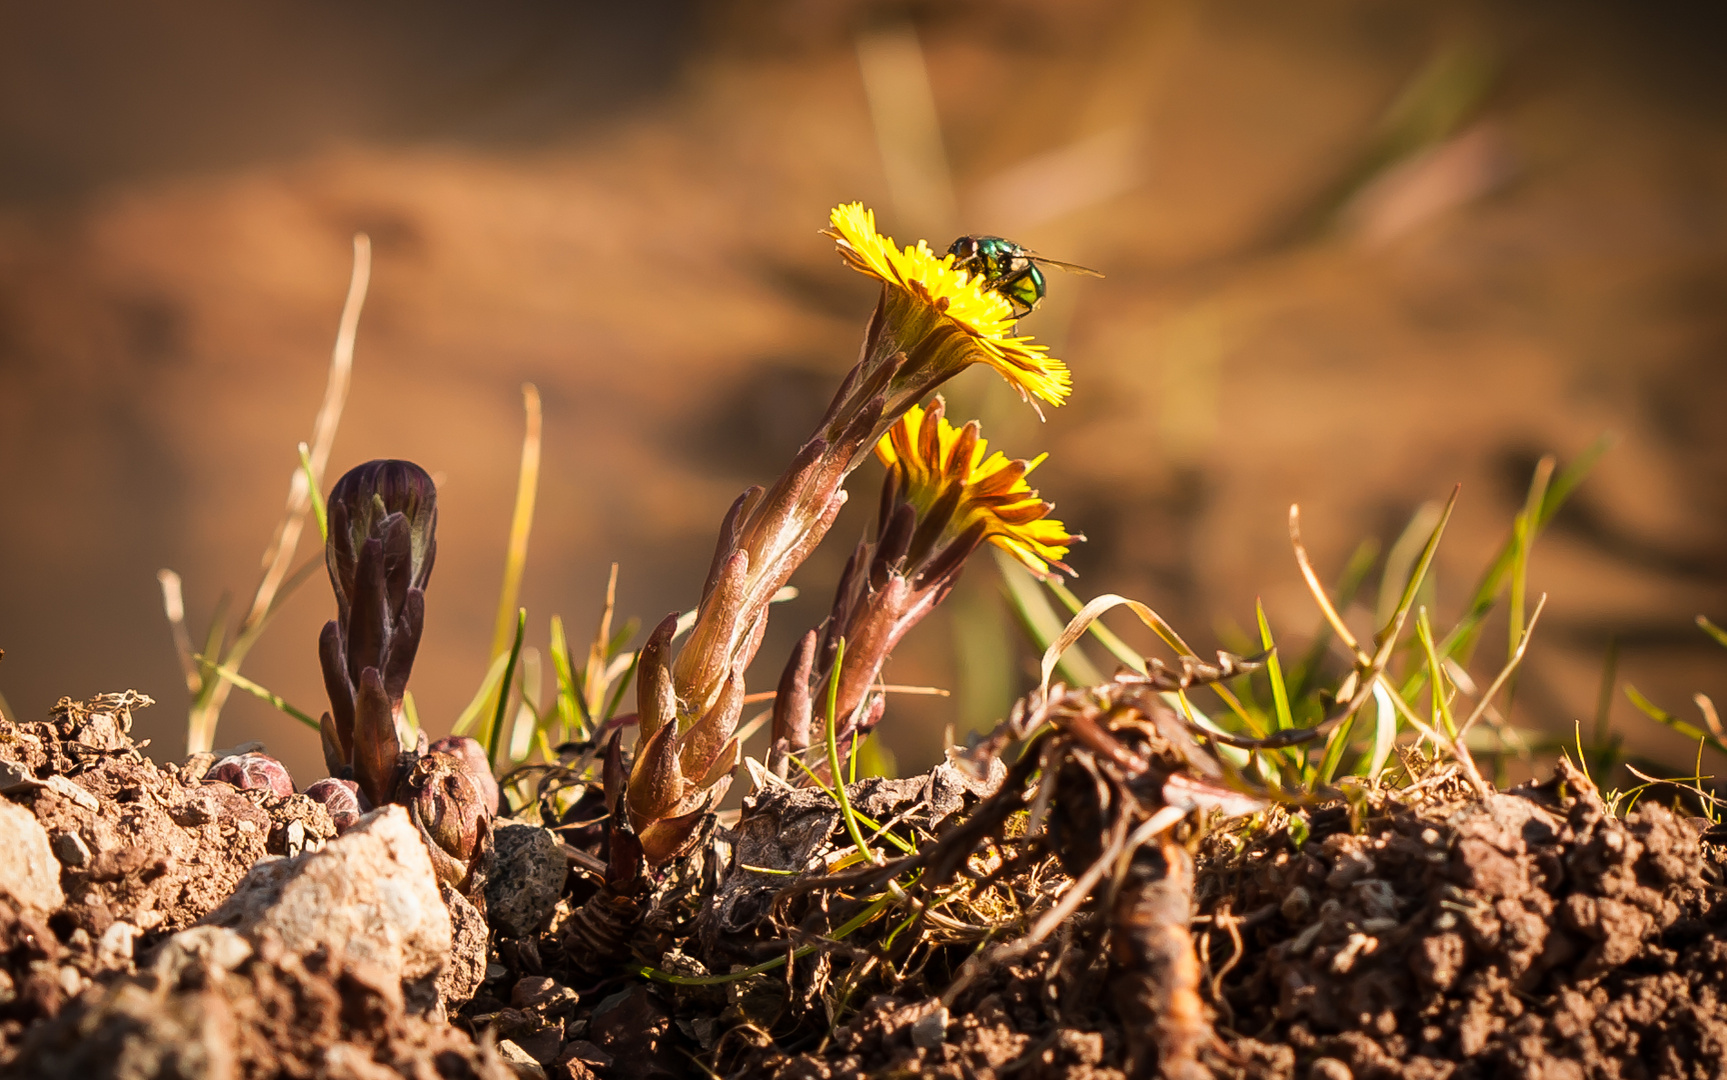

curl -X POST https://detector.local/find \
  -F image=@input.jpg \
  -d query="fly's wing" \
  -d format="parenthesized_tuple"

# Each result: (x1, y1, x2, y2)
(1027, 254, 1104, 278)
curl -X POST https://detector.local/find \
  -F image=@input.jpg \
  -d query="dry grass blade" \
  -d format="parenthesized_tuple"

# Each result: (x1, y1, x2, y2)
(1289, 503, 1369, 664)
(1318, 486, 1458, 737)
(1455, 593, 1546, 741)
(182, 234, 370, 752)
(156, 569, 200, 696)
(941, 811, 1130, 1007)
(1038, 593, 1191, 697)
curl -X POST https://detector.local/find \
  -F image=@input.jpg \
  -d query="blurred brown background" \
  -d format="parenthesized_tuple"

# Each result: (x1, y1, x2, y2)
(1, 0, 1724, 788)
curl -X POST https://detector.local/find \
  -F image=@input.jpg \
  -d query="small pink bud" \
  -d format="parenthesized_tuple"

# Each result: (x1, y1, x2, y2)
(401, 751, 493, 899)
(304, 777, 365, 833)
(428, 735, 499, 817)
(204, 752, 294, 799)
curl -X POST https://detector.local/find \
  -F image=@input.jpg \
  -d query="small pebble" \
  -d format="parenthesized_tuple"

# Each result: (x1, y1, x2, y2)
(496, 1039, 547, 1080)
(53, 831, 91, 868)
(911, 1005, 949, 1050)
(1310, 1057, 1352, 1080)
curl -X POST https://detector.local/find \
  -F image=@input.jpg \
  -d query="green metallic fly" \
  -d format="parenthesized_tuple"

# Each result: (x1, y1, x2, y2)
(946, 235, 1102, 319)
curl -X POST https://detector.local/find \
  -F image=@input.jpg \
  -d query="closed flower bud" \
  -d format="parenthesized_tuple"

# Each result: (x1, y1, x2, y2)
(428, 735, 500, 818)
(303, 777, 366, 833)
(326, 459, 438, 600)
(204, 752, 294, 799)
(319, 459, 438, 786)
(399, 751, 493, 902)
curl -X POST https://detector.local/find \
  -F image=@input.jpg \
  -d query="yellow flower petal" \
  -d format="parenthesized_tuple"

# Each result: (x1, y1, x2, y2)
(827, 203, 1071, 409)
(876, 400, 1080, 578)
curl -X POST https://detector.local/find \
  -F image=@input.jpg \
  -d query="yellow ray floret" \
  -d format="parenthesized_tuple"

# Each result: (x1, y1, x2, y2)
(877, 401, 1080, 578)
(827, 202, 1071, 408)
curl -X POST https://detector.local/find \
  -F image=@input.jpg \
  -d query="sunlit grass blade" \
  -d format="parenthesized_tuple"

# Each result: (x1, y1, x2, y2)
(1326, 485, 1457, 733)
(1414, 607, 1456, 739)
(1699, 615, 1727, 651)
(1256, 600, 1293, 732)
(156, 570, 201, 697)
(182, 236, 369, 754)
(1288, 538, 1379, 705)
(600, 649, 641, 722)
(1376, 502, 1443, 634)
(298, 442, 327, 544)
(455, 650, 513, 736)
(1043, 575, 1148, 676)
(548, 614, 583, 738)
(1627, 684, 1727, 757)
(1508, 456, 1553, 664)
(1366, 678, 1398, 779)
(487, 608, 529, 768)
(999, 553, 1104, 688)
(824, 638, 878, 866)
(1455, 594, 1545, 741)
(581, 564, 620, 718)
(1442, 434, 1611, 665)
(1036, 587, 1268, 738)
(192, 654, 320, 731)
(490, 384, 543, 661)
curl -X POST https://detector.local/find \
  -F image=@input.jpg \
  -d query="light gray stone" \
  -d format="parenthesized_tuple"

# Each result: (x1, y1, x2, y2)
(0, 796, 65, 913)
(485, 822, 566, 938)
(198, 804, 451, 985)
(497, 1039, 548, 1080)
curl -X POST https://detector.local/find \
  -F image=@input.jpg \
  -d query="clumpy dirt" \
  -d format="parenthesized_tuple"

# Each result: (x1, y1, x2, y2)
(0, 693, 341, 1060)
(17, 928, 510, 1080)
(729, 760, 1727, 1080)
(7, 694, 1727, 1080)
(1197, 760, 1727, 1080)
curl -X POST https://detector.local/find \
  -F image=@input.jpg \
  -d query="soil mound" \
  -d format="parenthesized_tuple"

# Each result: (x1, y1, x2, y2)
(1201, 762, 1727, 1080)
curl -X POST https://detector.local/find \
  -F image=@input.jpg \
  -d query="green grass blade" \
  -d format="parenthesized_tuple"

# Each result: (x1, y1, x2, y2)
(1256, 600, 1294, 732)
(1414, 607, 1455, 739)
(490, 385, 542, 662)
(193, 654, 320, 731)
(999, 553, 1104, 687)
(824, 639, 877, 865)
(298, 442, 328, 544)
(1366, 678, 1398, 780)
(601, 649, 641, 721)
(454, 651, 513, 736)
(1377, 502, 1444, 634)
(1626, 684, 1727, 757)
(1444, 435, 1612, 664)
(1316, 713, 1354, 786)
(548, 614, 583, 737)
(487, 608, 529, 768)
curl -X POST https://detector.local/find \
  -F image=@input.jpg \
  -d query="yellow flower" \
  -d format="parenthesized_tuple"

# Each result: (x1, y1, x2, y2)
(827, 202, 1071, 410)
(876, 399, 1080, 578)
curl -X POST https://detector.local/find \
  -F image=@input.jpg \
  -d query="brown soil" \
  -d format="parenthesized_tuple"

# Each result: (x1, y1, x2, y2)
(7, 696, 1727, 1080)
(1, 694, 508, 1078)
(1200, 761, 1727, 1080)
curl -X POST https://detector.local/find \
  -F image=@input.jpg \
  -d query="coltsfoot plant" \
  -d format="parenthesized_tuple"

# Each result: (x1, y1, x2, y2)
(313, 458, 496, 904)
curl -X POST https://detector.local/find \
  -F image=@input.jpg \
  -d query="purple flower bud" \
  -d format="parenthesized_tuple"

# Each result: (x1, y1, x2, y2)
(204, 752, 295, 799)
(303, 777, 366, 833)
(429, 735, 500, 818)
(326, 460, 438, 603)
(400, 751, 493, 901)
